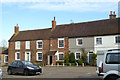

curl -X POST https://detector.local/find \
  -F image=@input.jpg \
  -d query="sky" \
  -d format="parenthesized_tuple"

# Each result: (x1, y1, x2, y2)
(0, 0, 119, 47)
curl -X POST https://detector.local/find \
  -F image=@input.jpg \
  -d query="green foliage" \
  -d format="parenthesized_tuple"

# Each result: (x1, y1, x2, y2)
(77, 59, 83, 65)
(91, 53, 97, 66)
(81, 48, 88, 64)
(65, 62, 70, 66)
(71, 63, 75, 66)
(64, 54, 69, 63)
(69, 53, 75, 63)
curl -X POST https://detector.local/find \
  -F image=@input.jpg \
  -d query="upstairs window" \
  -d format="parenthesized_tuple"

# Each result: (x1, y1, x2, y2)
(26, 41, 30, 49)
(37, 40, 43, 49)
(96, 38, 102, 45)
(58, 38, 64, 48)
(15, 41, 20, 49)
(115, 36, 120, 44)
(76, 38, 83, 46)
(36, 52, 42, 61)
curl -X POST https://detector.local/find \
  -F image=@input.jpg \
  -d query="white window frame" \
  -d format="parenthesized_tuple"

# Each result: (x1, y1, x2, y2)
(36, 52, 43, 61)
(15, 41, 20, 50)
(58, 38, 65, 48)
(56, 52, 64, 61)
(15, 52, 20, 60)
(25, 51, 31, 61)
(96, 37, 102, 45)
(75, 52, 81, 60)
(76, 38, 83, 46)
(26, 41, 30, 49)
(4, 55, 8, 63)
(37, 40, 43, 49)
(115, 36, 120, 44)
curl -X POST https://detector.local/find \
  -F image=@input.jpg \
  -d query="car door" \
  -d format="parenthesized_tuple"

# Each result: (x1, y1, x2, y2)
(11, 61, 18, 73)
(17, 61, 24, 74)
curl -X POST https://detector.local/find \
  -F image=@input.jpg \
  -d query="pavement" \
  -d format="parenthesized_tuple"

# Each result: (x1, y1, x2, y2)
(1, 66, 103, 79)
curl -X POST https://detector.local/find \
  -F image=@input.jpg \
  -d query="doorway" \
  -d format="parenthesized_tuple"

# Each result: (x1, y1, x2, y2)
(49, 55, 53, 65)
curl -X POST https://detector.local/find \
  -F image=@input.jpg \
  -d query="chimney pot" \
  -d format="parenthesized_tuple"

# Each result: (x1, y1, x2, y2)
(113, 11, 116, 15)
(14, 24, 19, 33)
(52, 17, 56, 29)
(110, 11, 112, 15)
(109, 11, 116, 19)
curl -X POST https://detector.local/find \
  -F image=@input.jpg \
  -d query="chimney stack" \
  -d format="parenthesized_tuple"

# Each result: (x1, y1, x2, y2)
(52, 17, 56, 29)
(14, 24, 19, 33)
(109, 11, 116, 19)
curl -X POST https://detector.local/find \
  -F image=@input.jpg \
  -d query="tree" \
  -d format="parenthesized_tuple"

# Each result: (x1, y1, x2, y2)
(0, 40, 7, 52)
(64, 54, 69, 63)
(81, 48, 87, 65)
(91, 53, 97, 66)
(69, 52, 75, 63)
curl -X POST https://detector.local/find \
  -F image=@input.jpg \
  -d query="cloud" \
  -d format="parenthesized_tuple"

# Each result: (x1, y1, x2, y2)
(1, 0, 118, 12)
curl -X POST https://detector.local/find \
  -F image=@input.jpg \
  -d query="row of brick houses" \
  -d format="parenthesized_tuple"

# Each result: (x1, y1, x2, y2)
(8, 11, 120, 65)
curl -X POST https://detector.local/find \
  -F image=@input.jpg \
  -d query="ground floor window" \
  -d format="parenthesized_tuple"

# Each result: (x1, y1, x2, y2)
(75, 52, 81, 60)
(4, 55, 8, 63)
(15, 52, 20, 60)
(36, 52, 42, 61)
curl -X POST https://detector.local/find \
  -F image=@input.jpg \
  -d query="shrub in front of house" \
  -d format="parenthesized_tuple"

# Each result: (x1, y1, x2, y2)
(69, 52, 75, 63)
(91, 53, 97, 66)
(65, 62, 70, 66)
(81, 48, 88, 65)
(77, 59, 83, 65)
(71, 63, 76, 66)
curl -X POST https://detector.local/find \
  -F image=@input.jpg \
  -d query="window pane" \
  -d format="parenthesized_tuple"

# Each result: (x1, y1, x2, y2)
(78, 39, 82, 45)
(17, 53, 20, 59)
(38, 53, 42, 60)
(59, 40, 64, 47)
(116, 36, 120, 43)
(106, 53, 120, 64)
(37, 41, 42, 48)
(96, 38, 102, 44)
(59, 54, 64, 60)
(76, 53, 80, 59)
(5, 56, 8, 63)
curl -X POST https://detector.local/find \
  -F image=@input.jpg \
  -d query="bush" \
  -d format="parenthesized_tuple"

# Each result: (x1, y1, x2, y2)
(65, 62, 70, 66)
(69, 53, 75, 63)
(81, 48, 88, 65)
(91, 53, 97, 66)
(77, 59, 83, 65)
(71, 63, 75, 66)
(64, 54, 69, 63)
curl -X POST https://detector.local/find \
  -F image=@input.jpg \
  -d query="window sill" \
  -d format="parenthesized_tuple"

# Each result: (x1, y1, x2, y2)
(36, 60, 42, 61)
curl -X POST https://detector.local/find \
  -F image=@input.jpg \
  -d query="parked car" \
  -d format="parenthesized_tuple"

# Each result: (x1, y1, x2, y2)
(96, 49, 120, 80)
(7, 61, 42, 75)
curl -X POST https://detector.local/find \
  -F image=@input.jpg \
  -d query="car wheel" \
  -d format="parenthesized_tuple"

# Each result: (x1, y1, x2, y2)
(24, 70, 29, 76)
(105, 75, 118, 80)
(8, 69, 12, 75)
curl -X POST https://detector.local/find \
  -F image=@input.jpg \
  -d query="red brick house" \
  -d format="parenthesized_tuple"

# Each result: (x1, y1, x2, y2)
(8, 17, 69, 65)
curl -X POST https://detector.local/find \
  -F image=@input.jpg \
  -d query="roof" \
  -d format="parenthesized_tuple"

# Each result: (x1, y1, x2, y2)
(9, 28, 51, 41)
(50, 18, 120, 38)
(2, 49, 8, 54)
(9, 18, 120, 42)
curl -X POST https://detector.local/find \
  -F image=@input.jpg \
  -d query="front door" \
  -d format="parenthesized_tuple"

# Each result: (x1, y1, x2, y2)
(49, 55, 53, 65)
(25, 52, 31, 61)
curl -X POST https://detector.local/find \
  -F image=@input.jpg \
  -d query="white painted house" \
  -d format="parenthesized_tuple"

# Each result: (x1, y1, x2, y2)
(94, 35, 120, 53)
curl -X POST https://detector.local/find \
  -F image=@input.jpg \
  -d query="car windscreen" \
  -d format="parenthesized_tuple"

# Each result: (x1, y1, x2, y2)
(106, 53, 120, 64)
(22, 61, 34, 66)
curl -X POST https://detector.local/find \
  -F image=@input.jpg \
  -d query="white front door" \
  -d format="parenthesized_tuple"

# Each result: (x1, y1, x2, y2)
(25, 52, 31, 61)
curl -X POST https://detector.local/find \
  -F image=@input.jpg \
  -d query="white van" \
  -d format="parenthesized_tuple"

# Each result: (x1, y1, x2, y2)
(97, 49, 120, 80)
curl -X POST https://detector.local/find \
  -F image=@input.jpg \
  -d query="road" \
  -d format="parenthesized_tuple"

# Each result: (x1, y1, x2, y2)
(1, 66, 103, 79)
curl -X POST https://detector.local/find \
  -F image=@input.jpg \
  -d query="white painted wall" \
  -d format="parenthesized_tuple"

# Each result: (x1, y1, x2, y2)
(94, 35, 120, 53)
